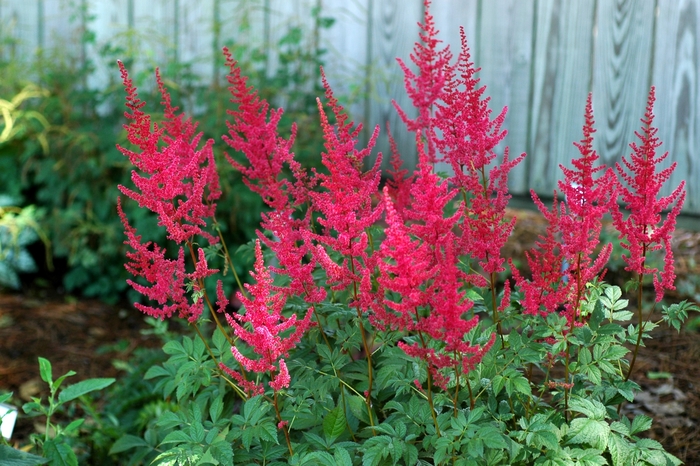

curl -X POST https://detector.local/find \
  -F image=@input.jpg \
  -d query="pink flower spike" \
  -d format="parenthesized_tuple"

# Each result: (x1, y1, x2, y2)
(612, 87, 686, 302)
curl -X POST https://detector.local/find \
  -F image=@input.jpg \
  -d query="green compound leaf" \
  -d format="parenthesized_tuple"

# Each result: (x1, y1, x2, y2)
(323, 407, 346, 441)
(567, 418, 610, 451)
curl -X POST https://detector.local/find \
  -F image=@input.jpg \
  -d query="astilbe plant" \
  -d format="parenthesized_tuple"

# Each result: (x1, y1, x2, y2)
(114, 2, 694, 464)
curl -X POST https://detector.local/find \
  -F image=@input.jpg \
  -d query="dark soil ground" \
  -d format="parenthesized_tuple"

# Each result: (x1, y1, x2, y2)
(1, 208, 699, 463)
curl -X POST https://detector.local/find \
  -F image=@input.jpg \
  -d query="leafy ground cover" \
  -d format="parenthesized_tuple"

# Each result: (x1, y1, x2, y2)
(1, 208, 698, 463)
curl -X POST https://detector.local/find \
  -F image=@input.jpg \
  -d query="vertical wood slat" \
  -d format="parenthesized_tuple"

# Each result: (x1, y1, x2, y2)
(592, 0, 655, 168)
(477, 0, 534, 195)
(528, 0, 596, 194)
(0, 0, 698, 216)
(653, 0, 700, 214)
(366, 0, 422, 171)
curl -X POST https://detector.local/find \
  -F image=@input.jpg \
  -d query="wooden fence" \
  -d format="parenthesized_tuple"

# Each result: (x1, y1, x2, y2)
(1, 0, 698, 218)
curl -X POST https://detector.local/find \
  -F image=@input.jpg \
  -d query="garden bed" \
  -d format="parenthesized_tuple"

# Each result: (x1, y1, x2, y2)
(1, 208, 699, 463)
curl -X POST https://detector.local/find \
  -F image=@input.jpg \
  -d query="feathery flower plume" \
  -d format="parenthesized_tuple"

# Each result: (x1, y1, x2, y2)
(512, 96, 615, 320)
(221, 240, 314, 395)
(393, 0, 452, 164)
(309, 69, 383, 303)
(222, 49, 324, 303)
(116, 62, 220, 321)
(612, 87, 686, 302)
(436, 27, 524, 278)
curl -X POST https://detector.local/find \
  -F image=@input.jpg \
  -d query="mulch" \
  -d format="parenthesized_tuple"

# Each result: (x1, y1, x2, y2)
(0, 208, 699, 463)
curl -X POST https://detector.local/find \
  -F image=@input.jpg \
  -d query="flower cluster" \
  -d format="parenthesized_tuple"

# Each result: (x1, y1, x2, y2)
(613, 87, 686, 302)
(115, 0, 685, 419)
(116, 62, 220, 321)
(220, 240, 314, 395)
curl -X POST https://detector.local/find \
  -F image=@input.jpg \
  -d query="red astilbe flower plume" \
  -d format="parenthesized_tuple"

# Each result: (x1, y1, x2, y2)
(557, 94, 616, 316)
(309, 69, 383, 298)
(222, 49, 324, 303)
(394, 0, 452, 164)
(512, 96, 615, 320)
(378, 190, 494, 389)
(612, 87, 686, 302)
(117, 62, 220, 321)
(510, 196, 570, 318)
(221, 240, 315, 395)
(435, 27, 524, 277)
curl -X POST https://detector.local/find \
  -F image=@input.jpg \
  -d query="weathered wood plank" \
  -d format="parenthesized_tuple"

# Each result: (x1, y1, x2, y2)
(592, 0, 655, 170)
(477, 0, 534, 195)
(652, 0, 700, 216)
(319, 0, 370, 121)
(366, 0, 436, 171)
(528, 0, 595, 194)
(2, 0, 41, 59)
(177, 0, 215, 80)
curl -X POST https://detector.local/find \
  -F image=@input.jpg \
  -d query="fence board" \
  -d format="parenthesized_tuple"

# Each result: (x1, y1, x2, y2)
(592, 0, 655, 169)
(653, 0, 700, 214)
(528, 0, 595, 194)
(1, 0, 698, 217)
(477, 0, 534, 195)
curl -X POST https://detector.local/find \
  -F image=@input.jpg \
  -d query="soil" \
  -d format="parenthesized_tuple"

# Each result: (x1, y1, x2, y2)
(1, 208, 699, 463)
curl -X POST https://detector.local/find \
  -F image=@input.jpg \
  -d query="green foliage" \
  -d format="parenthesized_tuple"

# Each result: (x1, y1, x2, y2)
(0, 201, 49, 289)
(19, 358, 115, 465)
(0, 1, 335, 302)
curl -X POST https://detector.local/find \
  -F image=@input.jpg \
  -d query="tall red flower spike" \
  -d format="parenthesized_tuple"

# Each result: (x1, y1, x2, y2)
(222, 48, 324, 303)
(512, 95, 616, 321)
(436, 27, 524, 278)
(393, 0, 453, 164)
(612, 87, 686, 302)
(117, 62, 220, 322)
(221, 240, 314, 395)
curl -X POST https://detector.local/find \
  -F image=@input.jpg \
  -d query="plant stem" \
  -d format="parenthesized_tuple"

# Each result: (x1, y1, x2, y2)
(350, 256, 376, 432)
(625, 271, 645, 382)
(273, 390, 293, 456)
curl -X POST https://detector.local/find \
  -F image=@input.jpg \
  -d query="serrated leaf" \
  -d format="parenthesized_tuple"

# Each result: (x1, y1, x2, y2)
(160, 430, 191, 445)
(323, 407, 346, 441)
(209, 396, 224, 424)
(605, 286, 622, 303)
(259, 421, 279, 444)
(334, 447, 353, 465)
(109, 434, 151, 454)
(608, 433, 631, 466)
(191, 422, 206, 443)
(163, 340, 185, 355)
(43, 439, 78, 466)
(63, 418, 85, 435)
(612, 310, 634, 322)
(629, 415, 652, 436)
(568, 418, 610, 450)
(58, 378, 114, 403)
(145, 365, 171, 380)
(347, 395, 370, 424)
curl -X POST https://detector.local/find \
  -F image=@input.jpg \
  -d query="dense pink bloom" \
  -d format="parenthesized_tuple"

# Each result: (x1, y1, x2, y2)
(612, 87, 686, 302)
(435, 28, 524, 277)
(309, 70, 384, 309)
(393, 0, 452, 163)
(222, 49, 324, 303)
(117, 63, 220, 246)
(222, 240, 314, 393)
(513, 96, 615, 320)
(117, 63, 220, 322)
